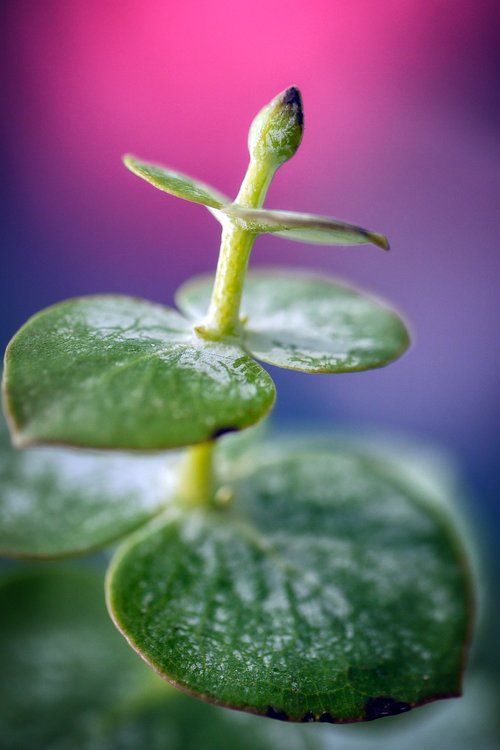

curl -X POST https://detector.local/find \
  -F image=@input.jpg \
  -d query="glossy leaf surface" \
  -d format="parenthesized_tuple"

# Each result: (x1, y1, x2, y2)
(0, 411, 179, 558)
(108, 444, 470, 722)
(0, 568, 318, 750)
(177, 270, 410, 373)
(124, 155, 230, 208)
(3, 296, 275, 449)
(219, 205, 389, 249)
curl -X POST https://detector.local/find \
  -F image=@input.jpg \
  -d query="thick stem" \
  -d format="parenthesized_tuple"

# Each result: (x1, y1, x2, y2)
(176, 441, 216, 508)
(201, 158, 276, 338)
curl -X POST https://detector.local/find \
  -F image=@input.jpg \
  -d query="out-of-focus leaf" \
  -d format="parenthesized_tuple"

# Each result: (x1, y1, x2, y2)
(317, 674, 500, 750)
(0, 568, 147, 749)
(0, 411, 179, 558)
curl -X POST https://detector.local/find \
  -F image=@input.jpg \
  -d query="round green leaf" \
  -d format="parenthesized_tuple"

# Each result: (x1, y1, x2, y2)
(176, 270, 410, 373)
(3, 296, 276, 450)
(0, 567, 319, 750)
(124, 155, 230, 208)
(0, 410, 180, 558)
(219, 205, 389, 250)
(107, 444, 471, 723)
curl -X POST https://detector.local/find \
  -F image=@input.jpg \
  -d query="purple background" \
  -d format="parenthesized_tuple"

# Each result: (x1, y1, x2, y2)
(1, 1, 499, 536)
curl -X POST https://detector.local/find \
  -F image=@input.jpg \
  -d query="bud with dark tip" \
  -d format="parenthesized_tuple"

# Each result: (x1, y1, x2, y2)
(247, 86, 304, 168)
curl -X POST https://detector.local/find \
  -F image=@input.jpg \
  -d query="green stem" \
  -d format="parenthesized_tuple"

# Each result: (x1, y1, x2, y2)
(235, 158, 274, 208)
(176, 442, 216, 508)
(201, 158, 276, 338)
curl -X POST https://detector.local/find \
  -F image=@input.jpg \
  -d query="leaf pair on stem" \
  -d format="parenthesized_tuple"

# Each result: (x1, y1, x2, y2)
(3, 87, 406, 452)
(0, 87, 471, 725)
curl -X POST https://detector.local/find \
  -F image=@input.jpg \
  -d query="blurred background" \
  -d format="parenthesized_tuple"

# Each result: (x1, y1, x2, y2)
(1, 1, 499, 747)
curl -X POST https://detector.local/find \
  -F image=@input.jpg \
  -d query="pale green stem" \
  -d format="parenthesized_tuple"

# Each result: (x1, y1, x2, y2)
(235, 158, 274, 208)
(180, 159, 276, 504)
(176, 441, 215, 508)
(201, 158, 277, 338)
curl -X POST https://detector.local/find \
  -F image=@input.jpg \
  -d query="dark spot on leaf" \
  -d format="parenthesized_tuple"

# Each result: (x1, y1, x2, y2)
(301, 711, 315, 722)
(266, 706, 289, 721)
(319, 712, 335, 723)
(210, 426, 237, 440)
(365, 696, 411, 721)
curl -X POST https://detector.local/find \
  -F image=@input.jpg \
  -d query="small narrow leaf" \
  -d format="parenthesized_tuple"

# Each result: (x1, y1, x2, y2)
(221, 205, 389, 250)
(124, 155, 230, 208)
(0, 410, 179, 558)
(176, 270, 410, 373)
(3, 296, 275, 450)
(107, 443, 471, 723)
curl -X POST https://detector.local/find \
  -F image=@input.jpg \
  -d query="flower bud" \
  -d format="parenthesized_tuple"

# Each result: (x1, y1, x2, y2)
(247, 86, 304, 167)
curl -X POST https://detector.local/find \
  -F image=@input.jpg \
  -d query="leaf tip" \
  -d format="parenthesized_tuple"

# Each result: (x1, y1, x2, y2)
(122, 154, 137, 170)
(370, 232, 390, 251)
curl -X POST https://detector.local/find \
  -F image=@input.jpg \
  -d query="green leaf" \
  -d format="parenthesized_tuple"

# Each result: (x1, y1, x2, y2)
(107, 443, 471, 723)
(0, 567, 319, 750)
(0, 410, 180, 558)
(3, 296, 276, 450)
(104, 687, 319, 750)
(219, 205, 389, 249)
(124, 155, 230, 208)
(0, 567, 148, 748)
(177, 270, 410, 373)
